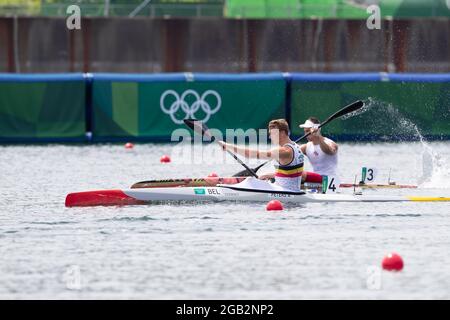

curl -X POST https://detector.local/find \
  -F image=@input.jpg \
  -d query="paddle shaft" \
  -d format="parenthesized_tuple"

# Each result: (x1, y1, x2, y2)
(184, 119, 259, 178)
(223, 145, 259, 178)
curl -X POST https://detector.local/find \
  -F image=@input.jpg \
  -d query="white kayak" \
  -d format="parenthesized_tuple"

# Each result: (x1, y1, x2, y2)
(65, 178, 450, 207)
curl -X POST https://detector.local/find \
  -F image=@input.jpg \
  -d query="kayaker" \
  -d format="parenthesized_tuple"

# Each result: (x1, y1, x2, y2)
(218, 119, 304, 192)
(297, 117, 339, 183)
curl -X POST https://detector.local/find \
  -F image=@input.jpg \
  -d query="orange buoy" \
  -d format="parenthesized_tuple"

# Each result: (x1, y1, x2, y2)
(125, 142, 134, 149)
(160, 155, 171, 163)
(382, 253, 404, 271)
(266, 200, 283, 211)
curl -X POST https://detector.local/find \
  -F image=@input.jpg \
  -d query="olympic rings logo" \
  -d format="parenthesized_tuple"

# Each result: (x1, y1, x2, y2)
(160, 89, 222, 124)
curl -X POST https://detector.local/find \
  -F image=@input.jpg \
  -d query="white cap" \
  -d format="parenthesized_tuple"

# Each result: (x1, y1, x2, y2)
(299, 120, 320, 129)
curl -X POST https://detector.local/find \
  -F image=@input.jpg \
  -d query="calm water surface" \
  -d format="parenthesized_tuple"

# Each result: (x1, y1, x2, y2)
(1, 142, 449, 299)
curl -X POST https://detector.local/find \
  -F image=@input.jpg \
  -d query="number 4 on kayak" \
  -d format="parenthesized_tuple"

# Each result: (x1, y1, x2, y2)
(321, 176, 341, 194)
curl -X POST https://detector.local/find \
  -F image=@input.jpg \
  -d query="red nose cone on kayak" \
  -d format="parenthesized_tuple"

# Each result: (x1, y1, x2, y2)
(266, 200, 283, 211)
(382, 253, 404, 271)
(65, 190, 144, 207)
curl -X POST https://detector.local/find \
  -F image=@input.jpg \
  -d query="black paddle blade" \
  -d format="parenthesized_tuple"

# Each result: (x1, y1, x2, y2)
(183, 119, 212, 138)
(326, 100, 364, 123)
(232, 162, 266, 177)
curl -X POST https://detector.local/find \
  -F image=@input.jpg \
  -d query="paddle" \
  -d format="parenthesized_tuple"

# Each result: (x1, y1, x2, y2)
(232, 100, 364, 177)
(183, 119, 259, 178)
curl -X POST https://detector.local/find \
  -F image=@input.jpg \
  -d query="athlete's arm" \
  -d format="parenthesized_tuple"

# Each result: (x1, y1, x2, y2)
(218, 141, 272, 159)
(277, 146, 295, 165)
(299, 143, 307, 155)
(319, 137, 338, 155)
(218, 141, 292, 162)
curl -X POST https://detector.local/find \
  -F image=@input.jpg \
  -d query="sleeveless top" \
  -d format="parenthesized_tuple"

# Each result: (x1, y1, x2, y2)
(274, 142, 304, 191)
(305, 138, 338, 177)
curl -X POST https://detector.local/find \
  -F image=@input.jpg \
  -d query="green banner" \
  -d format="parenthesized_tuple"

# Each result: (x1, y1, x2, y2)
(225, 0, 450, 19)
(91, 74, 286, 141)
(0, 76, 86, 141)
(291, 79, 450, 139)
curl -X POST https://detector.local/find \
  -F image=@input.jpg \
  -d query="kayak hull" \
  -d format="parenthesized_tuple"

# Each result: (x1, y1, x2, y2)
(65, 186, 450, 207)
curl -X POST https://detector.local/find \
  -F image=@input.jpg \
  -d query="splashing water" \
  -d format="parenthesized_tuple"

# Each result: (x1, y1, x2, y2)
(359, 98, 429, 139)
(383, 104, 450, 188)
(344, 98, 450, 188)
(417, 140, 450, 189)
(396, 117, 450, 188)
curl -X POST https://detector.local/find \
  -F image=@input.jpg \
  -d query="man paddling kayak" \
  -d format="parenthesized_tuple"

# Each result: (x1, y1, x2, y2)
(218, 119, 304, 192)
(297, 117, 339, 183)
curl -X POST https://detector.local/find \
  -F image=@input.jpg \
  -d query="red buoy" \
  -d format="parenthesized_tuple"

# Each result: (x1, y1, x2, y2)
(208, 172, 218, 177)
(266, 200, 283, 211)
(125, 142, 134, 149)
(160, 155, 171, 163)
(382, 253, 404, 271)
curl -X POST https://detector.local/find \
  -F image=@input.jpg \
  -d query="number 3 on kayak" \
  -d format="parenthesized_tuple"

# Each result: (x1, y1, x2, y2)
(361, 167, 378, 183)
(321, 175, 341, 194)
